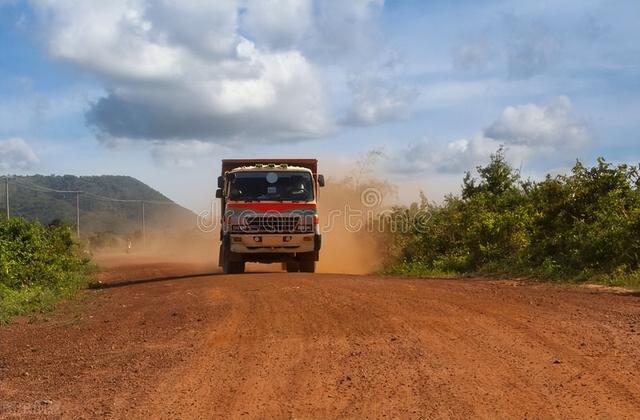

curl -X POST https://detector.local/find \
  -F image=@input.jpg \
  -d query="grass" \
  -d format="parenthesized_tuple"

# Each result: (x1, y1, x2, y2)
(383, 261, 640, 291)
(591, 270, 640, 290)
(380, 261, 460, 278)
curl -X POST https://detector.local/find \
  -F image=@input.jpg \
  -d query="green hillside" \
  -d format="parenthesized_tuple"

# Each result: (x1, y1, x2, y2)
(0, 175, 196, 235)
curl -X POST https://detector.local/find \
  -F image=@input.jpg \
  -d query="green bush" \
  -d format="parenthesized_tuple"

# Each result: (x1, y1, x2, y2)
(0, 217, 93, 323)
(384, 150, 640, 288)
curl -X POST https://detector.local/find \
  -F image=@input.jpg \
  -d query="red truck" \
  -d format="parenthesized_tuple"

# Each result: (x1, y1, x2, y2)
(216, 159, 325, 274)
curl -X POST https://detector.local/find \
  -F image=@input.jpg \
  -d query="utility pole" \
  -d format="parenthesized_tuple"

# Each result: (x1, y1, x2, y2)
(76, 192, 80, 238)
(141, 200, 146, 248)
(4, 176, 8, 220)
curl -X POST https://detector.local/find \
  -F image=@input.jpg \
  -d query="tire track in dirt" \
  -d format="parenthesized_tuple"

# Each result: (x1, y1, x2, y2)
(1, 262, 639, 419)
(326, 275, 640, 418)
(125, 273, 640, 419)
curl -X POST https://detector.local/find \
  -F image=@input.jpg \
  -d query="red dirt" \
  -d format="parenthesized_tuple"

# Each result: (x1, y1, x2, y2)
(1, 256, 639, 419)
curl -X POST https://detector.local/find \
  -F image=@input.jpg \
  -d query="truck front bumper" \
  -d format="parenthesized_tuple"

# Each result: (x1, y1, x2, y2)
(230, 233, 320, 254)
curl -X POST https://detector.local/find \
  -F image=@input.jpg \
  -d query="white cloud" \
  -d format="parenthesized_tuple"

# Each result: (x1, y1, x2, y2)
(27, 0, 391, 147)
(30, 0, 341, 145)
(241, 0, 383, 57)
(0, 138, 39, 170)
(391, 136, 505, 174)
(484, 95, 589, 149)
(344, 78, 418, 126)
(390, 96, 589, 174)
(242, 0, 313, 50)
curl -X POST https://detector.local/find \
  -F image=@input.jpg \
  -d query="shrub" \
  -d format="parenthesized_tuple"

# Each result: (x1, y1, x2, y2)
(0, 218, 93, 323)
(384, 151, 640, 288)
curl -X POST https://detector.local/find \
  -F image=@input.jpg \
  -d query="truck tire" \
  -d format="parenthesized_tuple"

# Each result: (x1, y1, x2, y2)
(299, 260, 315, 273)
(223, 260, 245, 274)
(286, 261, 299, 272)
(233, 261, 245, 274)
(221, 236, 244, 274)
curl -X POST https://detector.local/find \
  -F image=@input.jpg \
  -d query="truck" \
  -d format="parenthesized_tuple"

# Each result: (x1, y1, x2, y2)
(216, 159, 325, 274)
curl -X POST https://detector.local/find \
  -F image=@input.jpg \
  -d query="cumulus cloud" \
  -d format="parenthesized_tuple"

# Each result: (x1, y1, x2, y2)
(391, 136, 506, 174)
(390, 96, 589, 174)
(344, 78, 418, 126)
(32, 0, 383, 145)
(0, 138, 39, 170)
(242, 0, 313, 50)
(84, 44, 330, 143)
(150, 140, 218, 168)
(484, 96, 589, 149)
(240, 0, 383, 57)
(27, 0, 390, 148)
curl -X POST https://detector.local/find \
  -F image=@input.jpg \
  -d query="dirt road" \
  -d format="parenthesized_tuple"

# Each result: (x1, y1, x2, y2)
(1, 258, 639, 419)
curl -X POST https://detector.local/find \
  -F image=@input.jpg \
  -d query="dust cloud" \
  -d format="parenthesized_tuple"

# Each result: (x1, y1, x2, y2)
(317, 155, 396, 275)
(89, 212, 219, 267)
(90, 153, 396, 275)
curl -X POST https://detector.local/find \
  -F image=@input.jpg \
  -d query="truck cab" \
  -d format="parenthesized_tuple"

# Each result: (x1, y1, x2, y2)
(216, 159, 324, 274)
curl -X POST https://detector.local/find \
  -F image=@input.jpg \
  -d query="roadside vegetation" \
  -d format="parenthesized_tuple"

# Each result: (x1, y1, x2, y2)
(383, 150, 640, 289)
(0, 218, 94, 323)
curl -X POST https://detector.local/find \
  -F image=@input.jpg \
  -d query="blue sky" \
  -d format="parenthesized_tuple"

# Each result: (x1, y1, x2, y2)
(0, 0, 639, 211)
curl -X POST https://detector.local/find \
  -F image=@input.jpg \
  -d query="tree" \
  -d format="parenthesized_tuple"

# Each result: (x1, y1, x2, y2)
(462, 147, 520, 199)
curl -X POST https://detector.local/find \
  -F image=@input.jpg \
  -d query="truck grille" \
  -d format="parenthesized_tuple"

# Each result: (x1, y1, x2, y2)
(237, 216, 312, 233)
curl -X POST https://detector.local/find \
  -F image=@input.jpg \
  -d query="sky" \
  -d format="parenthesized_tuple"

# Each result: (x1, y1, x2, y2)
(0, 0, 639, 212)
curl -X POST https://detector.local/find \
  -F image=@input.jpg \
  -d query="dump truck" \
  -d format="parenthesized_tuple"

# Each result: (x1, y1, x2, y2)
(216, 159, 325, 274)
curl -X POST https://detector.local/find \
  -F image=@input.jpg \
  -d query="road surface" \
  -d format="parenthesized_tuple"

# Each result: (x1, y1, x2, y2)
(1, 257, 639, 419)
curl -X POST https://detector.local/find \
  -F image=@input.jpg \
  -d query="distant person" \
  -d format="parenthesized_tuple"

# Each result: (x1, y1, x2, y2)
(126, 238, 132, 254)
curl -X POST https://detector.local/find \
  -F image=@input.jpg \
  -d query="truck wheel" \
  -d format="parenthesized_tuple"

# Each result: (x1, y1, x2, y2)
(299, 260, 315, 273)
(286, 261, 299, 272)
(223, 259, 245, 274)
(234, 261, 245, 274)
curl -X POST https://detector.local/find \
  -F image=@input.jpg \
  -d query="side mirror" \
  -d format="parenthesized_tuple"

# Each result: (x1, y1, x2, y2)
(217, 176, 224, 189)
(215, 188, 223, 199)
(318, 174, 325, 187)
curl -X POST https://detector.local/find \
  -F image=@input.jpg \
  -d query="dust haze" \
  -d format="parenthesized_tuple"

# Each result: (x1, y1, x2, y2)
(317, 152, 396, 274)
(316, 178, 394, 274)
(90, 213, 219, 269)
(91, 154, 395, 275)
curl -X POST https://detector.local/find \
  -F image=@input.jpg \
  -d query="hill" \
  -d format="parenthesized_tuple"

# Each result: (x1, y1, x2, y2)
(1, 175, 197, 236)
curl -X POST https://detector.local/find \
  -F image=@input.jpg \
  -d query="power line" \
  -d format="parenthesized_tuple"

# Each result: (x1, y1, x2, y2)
(11, 179, 81, 194)
(10, 179, 82, 238)
(83, 191, 176, 205)
(12, 179, 177, 205)
(6, 178, 185, 242)
(83, 191, 143, 203)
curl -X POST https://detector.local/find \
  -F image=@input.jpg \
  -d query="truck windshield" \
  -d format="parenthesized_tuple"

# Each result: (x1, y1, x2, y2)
(228, 171, 314, 202)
